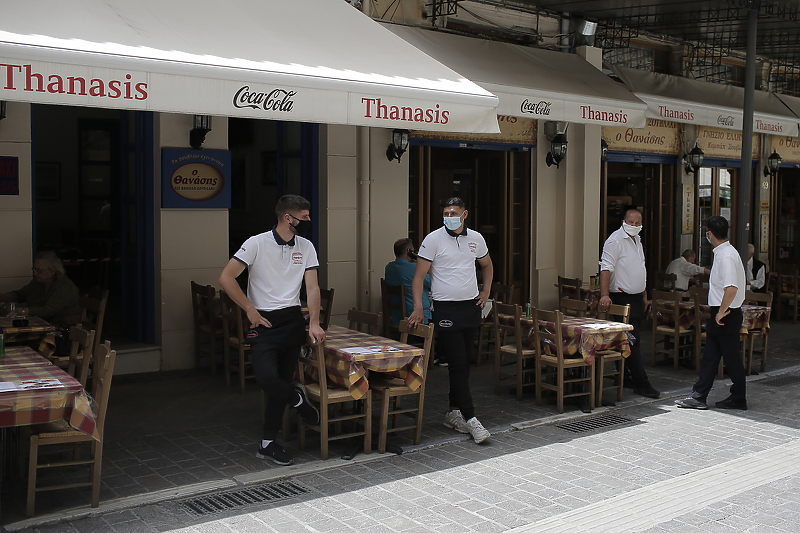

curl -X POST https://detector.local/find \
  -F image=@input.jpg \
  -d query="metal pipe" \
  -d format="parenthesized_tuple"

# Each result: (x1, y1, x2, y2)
(737, 8, 757, 264)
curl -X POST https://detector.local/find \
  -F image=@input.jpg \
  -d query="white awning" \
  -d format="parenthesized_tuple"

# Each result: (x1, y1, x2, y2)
(774, 94, 800, 138)
(611, 66, 799, 137)
(0, 0, 499, 133)
(382, 24, 647, 128)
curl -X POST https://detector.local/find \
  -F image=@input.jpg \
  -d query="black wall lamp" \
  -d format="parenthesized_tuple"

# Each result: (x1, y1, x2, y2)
(189, 115, 212, 149)
(601, 138, 608, 162)
(764, 150, 782, 176)
(684, 144, 704, 174)
(386, 129, 410, 163)
(544, 121, 568, 169)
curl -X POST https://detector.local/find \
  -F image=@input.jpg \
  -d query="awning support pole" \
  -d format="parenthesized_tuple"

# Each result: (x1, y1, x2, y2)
(737, 7, 757, 264)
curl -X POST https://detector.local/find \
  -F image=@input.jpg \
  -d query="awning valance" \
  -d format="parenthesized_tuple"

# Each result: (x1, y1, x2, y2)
(611, 66, 800, 137)
(382, 24, 647, 128)
(0, 0, 499, 133)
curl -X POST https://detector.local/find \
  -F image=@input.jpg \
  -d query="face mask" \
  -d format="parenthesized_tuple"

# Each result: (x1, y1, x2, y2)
(289, 215, 311, 237)
(443, 215, 463, 231)
(623, 222, 642, 237)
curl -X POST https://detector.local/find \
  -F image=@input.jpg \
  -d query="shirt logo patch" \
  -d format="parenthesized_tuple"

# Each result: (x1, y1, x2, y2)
(292, 252, 303, 265)
(468, 242, 477, 253)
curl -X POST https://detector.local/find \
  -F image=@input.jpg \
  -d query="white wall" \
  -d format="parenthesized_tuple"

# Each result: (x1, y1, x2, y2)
(157, 114, 229, 370)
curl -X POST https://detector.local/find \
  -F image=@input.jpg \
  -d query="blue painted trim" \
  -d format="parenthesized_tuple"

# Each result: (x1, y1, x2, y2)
(700, 157, 758, 169)
(604, 151, 677, 164)
(409, 137, 532, 152)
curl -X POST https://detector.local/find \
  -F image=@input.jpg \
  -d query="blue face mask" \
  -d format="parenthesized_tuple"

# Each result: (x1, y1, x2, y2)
(443, 215, 462, 231)
(705, 232, 712, 244)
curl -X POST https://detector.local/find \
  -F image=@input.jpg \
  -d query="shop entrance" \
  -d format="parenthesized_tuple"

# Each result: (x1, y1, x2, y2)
(772, 168, 800, 271)
(696, 166, 737, 266)
(408, 145, 531, 303)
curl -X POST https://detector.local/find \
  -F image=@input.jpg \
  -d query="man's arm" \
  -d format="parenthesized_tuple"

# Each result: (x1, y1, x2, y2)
(218, 258, 270, 328)
(476, 254, 493, 307)
(408, 258, 432, 327)
(599, 270, 612, 312)
(304, 268, 325, 344)
(716, 285, 738, 325)
(751, 265, 766, 290)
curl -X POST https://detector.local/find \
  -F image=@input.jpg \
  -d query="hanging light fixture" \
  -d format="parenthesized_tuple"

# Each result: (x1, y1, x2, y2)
(546, 134, 568, 168)
(764, 150, 782, 176)
(189, 115, 212, 149)
(386, 129, 410, 163)
(684, 144, 704, 174)
(573, 19, 597, 47)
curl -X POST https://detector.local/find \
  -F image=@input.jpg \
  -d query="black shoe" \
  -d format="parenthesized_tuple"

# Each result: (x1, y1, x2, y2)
(675, 397, 708, 409)
(256, 442, 294, 465)
(633, 384, 660, 399)
(715, 397, 748, 410)
(293, 382, 320, 426)
(433, 358, 448, 367)
(623, 377, 635, 389)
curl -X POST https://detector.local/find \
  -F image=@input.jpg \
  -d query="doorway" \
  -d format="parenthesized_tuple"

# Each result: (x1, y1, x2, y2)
(696, 166, 737, 266)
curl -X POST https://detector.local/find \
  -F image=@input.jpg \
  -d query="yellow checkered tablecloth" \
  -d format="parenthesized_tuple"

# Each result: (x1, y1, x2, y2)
(498, 315, 632, 365)
(0, 346, 54, 368)
(317, 325, 425, 400)
(0, 316, 58, 358)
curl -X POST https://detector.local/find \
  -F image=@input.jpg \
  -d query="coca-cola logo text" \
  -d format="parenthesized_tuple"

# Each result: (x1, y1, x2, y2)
(233, 87, 296, 112)
(717, 115, 735, 127)
(520, 99, 551, 116)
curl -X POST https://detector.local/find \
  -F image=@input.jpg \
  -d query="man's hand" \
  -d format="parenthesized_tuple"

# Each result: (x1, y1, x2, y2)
(407, 308, 425, 329)
(246, 307, 271, 329)
(476, 289, 490, 308)
(308, 323, 325, 344)
(599, 295, 612, 313)
(715, 308, 730, 325)
(642, 292, 649, 311)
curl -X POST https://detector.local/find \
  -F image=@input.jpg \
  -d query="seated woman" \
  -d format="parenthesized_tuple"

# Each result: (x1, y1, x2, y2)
(0, 251, 80, 326)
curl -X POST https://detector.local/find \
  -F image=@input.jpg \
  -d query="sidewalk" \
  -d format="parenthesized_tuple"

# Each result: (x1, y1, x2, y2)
(4, 319, 800, 530)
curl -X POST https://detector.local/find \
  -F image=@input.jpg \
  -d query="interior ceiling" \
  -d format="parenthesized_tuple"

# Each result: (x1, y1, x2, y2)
(504, 0, 800, 64)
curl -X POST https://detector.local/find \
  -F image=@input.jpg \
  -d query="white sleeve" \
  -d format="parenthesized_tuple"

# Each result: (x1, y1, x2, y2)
(475, 233, 489, 259)
(751, 265, 766, 289)
(417, 233, 437, 263)
(600, 237, 621, 273)
(233, 236, 258, 266)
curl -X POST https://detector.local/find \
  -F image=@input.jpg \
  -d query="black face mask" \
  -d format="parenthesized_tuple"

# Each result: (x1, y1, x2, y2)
(289, 215, 312, 237)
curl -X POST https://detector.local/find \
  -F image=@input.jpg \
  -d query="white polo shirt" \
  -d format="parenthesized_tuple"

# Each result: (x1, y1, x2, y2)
(600, 226, 647, 294)
(234, 228, 319, 311)
(418, 226, 488, 302)
(709, 241, 745, 308)
(666, 256, 705, 291)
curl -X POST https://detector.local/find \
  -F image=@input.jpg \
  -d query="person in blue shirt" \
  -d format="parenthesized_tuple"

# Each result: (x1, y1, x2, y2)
(385, 238, 431, 324)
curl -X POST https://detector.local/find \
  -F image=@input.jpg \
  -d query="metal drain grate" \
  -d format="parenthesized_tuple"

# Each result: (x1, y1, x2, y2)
(179, 481, 310, 516)
(556, 414, 634, 434)
(757, 374, 800, 387)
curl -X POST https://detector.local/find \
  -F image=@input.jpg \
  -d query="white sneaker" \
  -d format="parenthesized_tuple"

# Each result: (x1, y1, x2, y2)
(466, 417, 490, 444)
(443, 410, 470, 433)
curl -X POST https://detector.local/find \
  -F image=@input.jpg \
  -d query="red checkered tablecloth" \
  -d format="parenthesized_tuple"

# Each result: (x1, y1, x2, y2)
(654, 300, 696, 330)
(659, 302, 770, 336)
(0, 364, 98, 439)
(0, 316, 58, 358)
(497, 315, 632, 365)
(0, 346, 54, 368)
(313, 325, 425, 400)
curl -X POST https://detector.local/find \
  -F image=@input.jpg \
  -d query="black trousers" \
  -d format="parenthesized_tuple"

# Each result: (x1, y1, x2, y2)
(437, 327, 478, 421)
(247, 307, 306, 440)
(691, 307, 745, 402)
(609, 292, 652, 388)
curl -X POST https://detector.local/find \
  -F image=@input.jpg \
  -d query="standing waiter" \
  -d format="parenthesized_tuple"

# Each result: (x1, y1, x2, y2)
(408, 197, 493, 444)
(598, 207, 660, 399)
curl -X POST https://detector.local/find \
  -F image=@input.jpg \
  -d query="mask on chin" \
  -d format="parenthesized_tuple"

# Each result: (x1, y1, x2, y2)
(623, 222, 642, 237)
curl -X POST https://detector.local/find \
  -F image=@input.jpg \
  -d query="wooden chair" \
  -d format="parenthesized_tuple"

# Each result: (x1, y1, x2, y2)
(534, 308, 594, 413)
(476, 282, 514, 366)
(297, 340, 371, 460)
(65, 326, 96, 390)
(651, 290, 695, 370)
(743, 291, 773, 375)
(559, 298, 588, 317)
(557, 276, 582, 300)
(371, 319, 434, 454)
(655, 272, 677, 291)
(50, 290, 108, 371)
(219, 291, 254, 393)
(27, 341, 116, 517)
(690, 287, 710, 374)
(380, 278, 406, 339)
(347, 307, 382, 335)
(595, 304, 630, 406)
(493, 302, 537, 400)
(769, 269, 799, 323)
(319, 288, 335, 329)
(190, 282, 222, 375)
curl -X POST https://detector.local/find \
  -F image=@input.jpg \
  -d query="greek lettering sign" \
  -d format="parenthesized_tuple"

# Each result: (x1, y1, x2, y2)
(161, 149, 231, 208)
(696, 126, 759, 159)
(602, 118, 681, 155)
(771, 135, 800, 163)
(0, 156, 19, 195)
(682, 183, 694, 234)
(411, 115, 536, 146)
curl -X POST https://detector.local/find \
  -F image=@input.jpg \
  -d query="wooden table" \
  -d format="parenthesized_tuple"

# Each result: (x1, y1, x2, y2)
(313, 325, 425, 400)
(498, 315, 633, 365)
(0, 316, 58, 358)
(655, 300, 770, 335)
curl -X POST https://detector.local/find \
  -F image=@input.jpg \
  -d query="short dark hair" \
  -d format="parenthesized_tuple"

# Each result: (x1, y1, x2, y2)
(623, 207, 641, 220)
(681, 249, 696, 260)
(443, 197, 466, 210)
(276, 195, 311, 219)
(393, 238, 413, 257)
(705, 215, 728, 240)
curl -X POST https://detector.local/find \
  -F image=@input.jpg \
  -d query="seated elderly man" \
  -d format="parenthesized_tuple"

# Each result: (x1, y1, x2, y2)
(0, 251, 80, 326)
(666, 249, 710, 293)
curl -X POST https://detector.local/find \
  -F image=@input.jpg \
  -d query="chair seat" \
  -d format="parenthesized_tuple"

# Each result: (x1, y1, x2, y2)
(655, 325, 692, 334)
(596, 349, 623, 360)
(303, 382, 356, 402)
(369, 376, 408, 391)
(539, 353, 586, 367)
(499, 345, 536, 356)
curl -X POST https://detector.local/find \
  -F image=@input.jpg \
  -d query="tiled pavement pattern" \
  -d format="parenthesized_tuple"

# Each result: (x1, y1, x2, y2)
(5, 323, 800, 532)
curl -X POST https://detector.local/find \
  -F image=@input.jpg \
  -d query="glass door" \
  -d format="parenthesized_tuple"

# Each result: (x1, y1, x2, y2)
(697, 167, 737, 266)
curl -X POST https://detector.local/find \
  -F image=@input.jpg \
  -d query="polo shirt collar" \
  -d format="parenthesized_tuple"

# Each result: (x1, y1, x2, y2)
(272, 225, 296, 246)
(712, 240, 731, 255)
(445, 225, 469, 237)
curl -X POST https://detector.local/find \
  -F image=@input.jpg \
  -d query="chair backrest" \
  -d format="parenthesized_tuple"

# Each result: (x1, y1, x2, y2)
(66, 326, 96, 389)
(655, 272, 677, 291)
(559, 298, 587, 317)
(557, 276, 582, 300)
(652, 289, 681, 326)
(91, 340, 117, 437)
(691, 288, 711, 329)
(744, 290, 773, 307)
(493, 302, 526, 354)
(597, 303, 630, 324)
(319, 288, 335, 329)
(219, 290, 248, 343)
(380, 278, 407, 335)
(488, 282, 515, 304)
(689, 286, 709, 303)
(533, 308, 565, 358)
(398, 319, 434, 377)
(347, 307, 382, 336)
(79, 289, 108, 355)
(298, 338, 332, 400)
